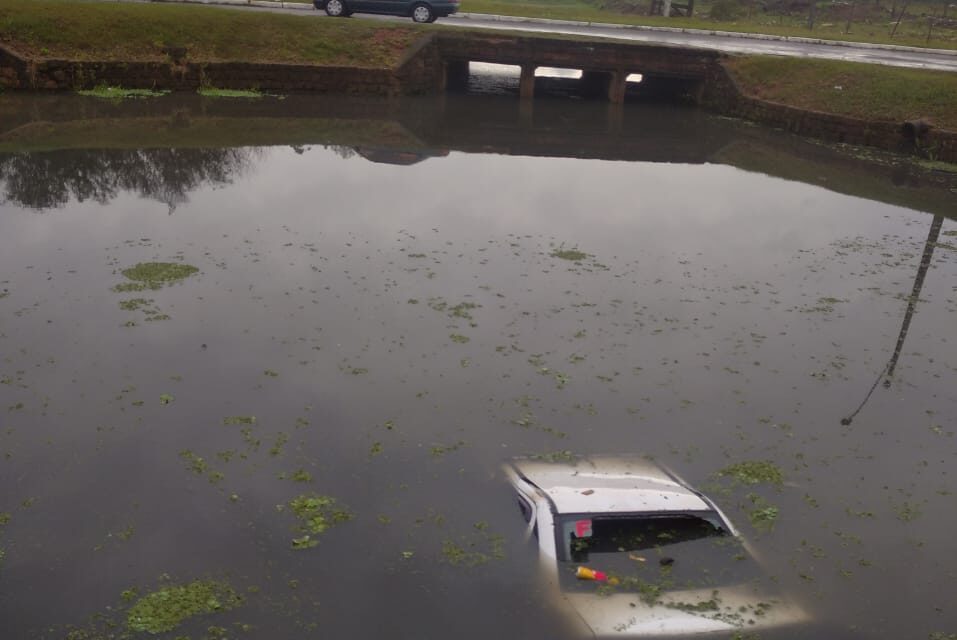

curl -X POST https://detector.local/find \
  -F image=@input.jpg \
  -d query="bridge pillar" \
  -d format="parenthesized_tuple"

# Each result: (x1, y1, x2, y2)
(444, 60, 470, 92)
(607, 103, 623, 133)
(519, 64, 536, 100)
(607, 70, 627, 104)
(519, 98, 534, 123)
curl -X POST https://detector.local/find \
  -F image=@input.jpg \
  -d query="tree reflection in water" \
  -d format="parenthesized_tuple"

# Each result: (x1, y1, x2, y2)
(0, 147, 259, 212)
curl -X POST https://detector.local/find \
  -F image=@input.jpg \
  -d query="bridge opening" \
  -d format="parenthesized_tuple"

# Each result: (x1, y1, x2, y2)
(629, 75, 703, 104)
(535, 67, 583, 80)
(447, 62, 521, 96)
(445, 61, 698, 105)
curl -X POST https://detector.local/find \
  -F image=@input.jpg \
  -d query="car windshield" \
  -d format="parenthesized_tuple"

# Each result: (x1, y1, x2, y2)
(556, 513, 761, 593)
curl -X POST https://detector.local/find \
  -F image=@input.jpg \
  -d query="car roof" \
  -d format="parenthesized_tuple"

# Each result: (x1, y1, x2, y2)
(510, 455, 710, 515)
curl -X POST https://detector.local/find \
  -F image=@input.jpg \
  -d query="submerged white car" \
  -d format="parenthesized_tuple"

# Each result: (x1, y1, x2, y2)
(504, 455, 810, 639)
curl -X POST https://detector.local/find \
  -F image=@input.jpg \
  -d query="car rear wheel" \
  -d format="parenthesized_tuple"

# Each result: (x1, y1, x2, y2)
(411, 3, 434, 22)
(325, 0, 346, 16)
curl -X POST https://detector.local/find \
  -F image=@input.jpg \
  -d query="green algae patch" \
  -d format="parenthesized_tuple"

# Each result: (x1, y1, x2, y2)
(440, 522, 506, 568)
(529, 449, 576, 463)
(551, 247, 589, 261)
(198, 88, 265, 99)
(116, 262, 199, 292)
(284, 493, 353, 549)
(77, 86, 169, 99)
(748, 499, 780, 533)
(712, 462, 784, 535)
(126, 580, 242, 634)
(118, 297, 153, 311)
(717, 461, 784, 486)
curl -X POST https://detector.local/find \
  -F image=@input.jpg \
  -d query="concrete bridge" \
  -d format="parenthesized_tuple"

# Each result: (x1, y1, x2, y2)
(433, 33, 722, 103)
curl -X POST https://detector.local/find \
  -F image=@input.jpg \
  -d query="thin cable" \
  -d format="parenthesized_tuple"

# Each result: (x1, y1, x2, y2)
(840, 360, 891, 426)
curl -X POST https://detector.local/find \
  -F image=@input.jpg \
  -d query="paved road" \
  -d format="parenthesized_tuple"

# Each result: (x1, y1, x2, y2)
(442, 13, 957, 71)
(153, 0, 957, 71)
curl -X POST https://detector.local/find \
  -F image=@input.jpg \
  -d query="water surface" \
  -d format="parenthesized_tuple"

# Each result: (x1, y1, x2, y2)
(1, 93, 955, 640)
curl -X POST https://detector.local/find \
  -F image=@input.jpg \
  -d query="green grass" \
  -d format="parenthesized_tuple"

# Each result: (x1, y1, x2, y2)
(0, 0, 421, 66)
(725, 56, 957, 130)
(461, 0, 957, 49)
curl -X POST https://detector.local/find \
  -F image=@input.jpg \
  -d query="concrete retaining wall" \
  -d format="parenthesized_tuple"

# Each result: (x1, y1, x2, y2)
(0, 38, 438, 96)
(433, 32, 720, 78)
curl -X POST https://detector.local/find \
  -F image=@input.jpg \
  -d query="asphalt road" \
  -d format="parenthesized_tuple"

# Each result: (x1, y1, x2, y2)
(442, 13, 957, 71)
(153, 0, 957, 71)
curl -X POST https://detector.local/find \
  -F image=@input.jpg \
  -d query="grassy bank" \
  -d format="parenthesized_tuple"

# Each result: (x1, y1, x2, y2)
(725, 56, 957, 130)
(0, 0, 420, 66)
(460, 0, 957, 50)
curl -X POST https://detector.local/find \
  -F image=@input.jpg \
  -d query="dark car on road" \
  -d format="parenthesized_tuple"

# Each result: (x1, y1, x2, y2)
(315, 0, 458, 23)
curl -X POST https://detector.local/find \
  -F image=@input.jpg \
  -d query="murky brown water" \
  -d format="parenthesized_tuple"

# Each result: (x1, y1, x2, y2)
(1, 92, 955, 640)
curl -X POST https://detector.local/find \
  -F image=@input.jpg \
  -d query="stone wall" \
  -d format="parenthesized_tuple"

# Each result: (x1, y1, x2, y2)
(0, 46, 29, 89)
(395, 33, 446, 94)
(0, 38, 439, 97)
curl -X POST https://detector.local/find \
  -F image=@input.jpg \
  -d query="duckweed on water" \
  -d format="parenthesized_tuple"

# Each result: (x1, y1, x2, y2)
(291, 469, 312, 483)
(126, 580, 242, 634)
(529, 450, 576, 463)
(284, 493, 353, 549)
(717, 461, 784, 486)
(747, 494, 779, 532)
(428, 298, 479, 323)
(429, 440, 466, 457)
(117, 298, 164, 319)
(550, 247, 589, 261)
(114, 262, 199, 292)
(441, 522, 506, 568)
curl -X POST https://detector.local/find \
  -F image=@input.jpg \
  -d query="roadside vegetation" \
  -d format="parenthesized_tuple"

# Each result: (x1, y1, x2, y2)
(0, 0, 420, 66)
(725, 55, 957, 130)
(460, 0, 957, 49)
